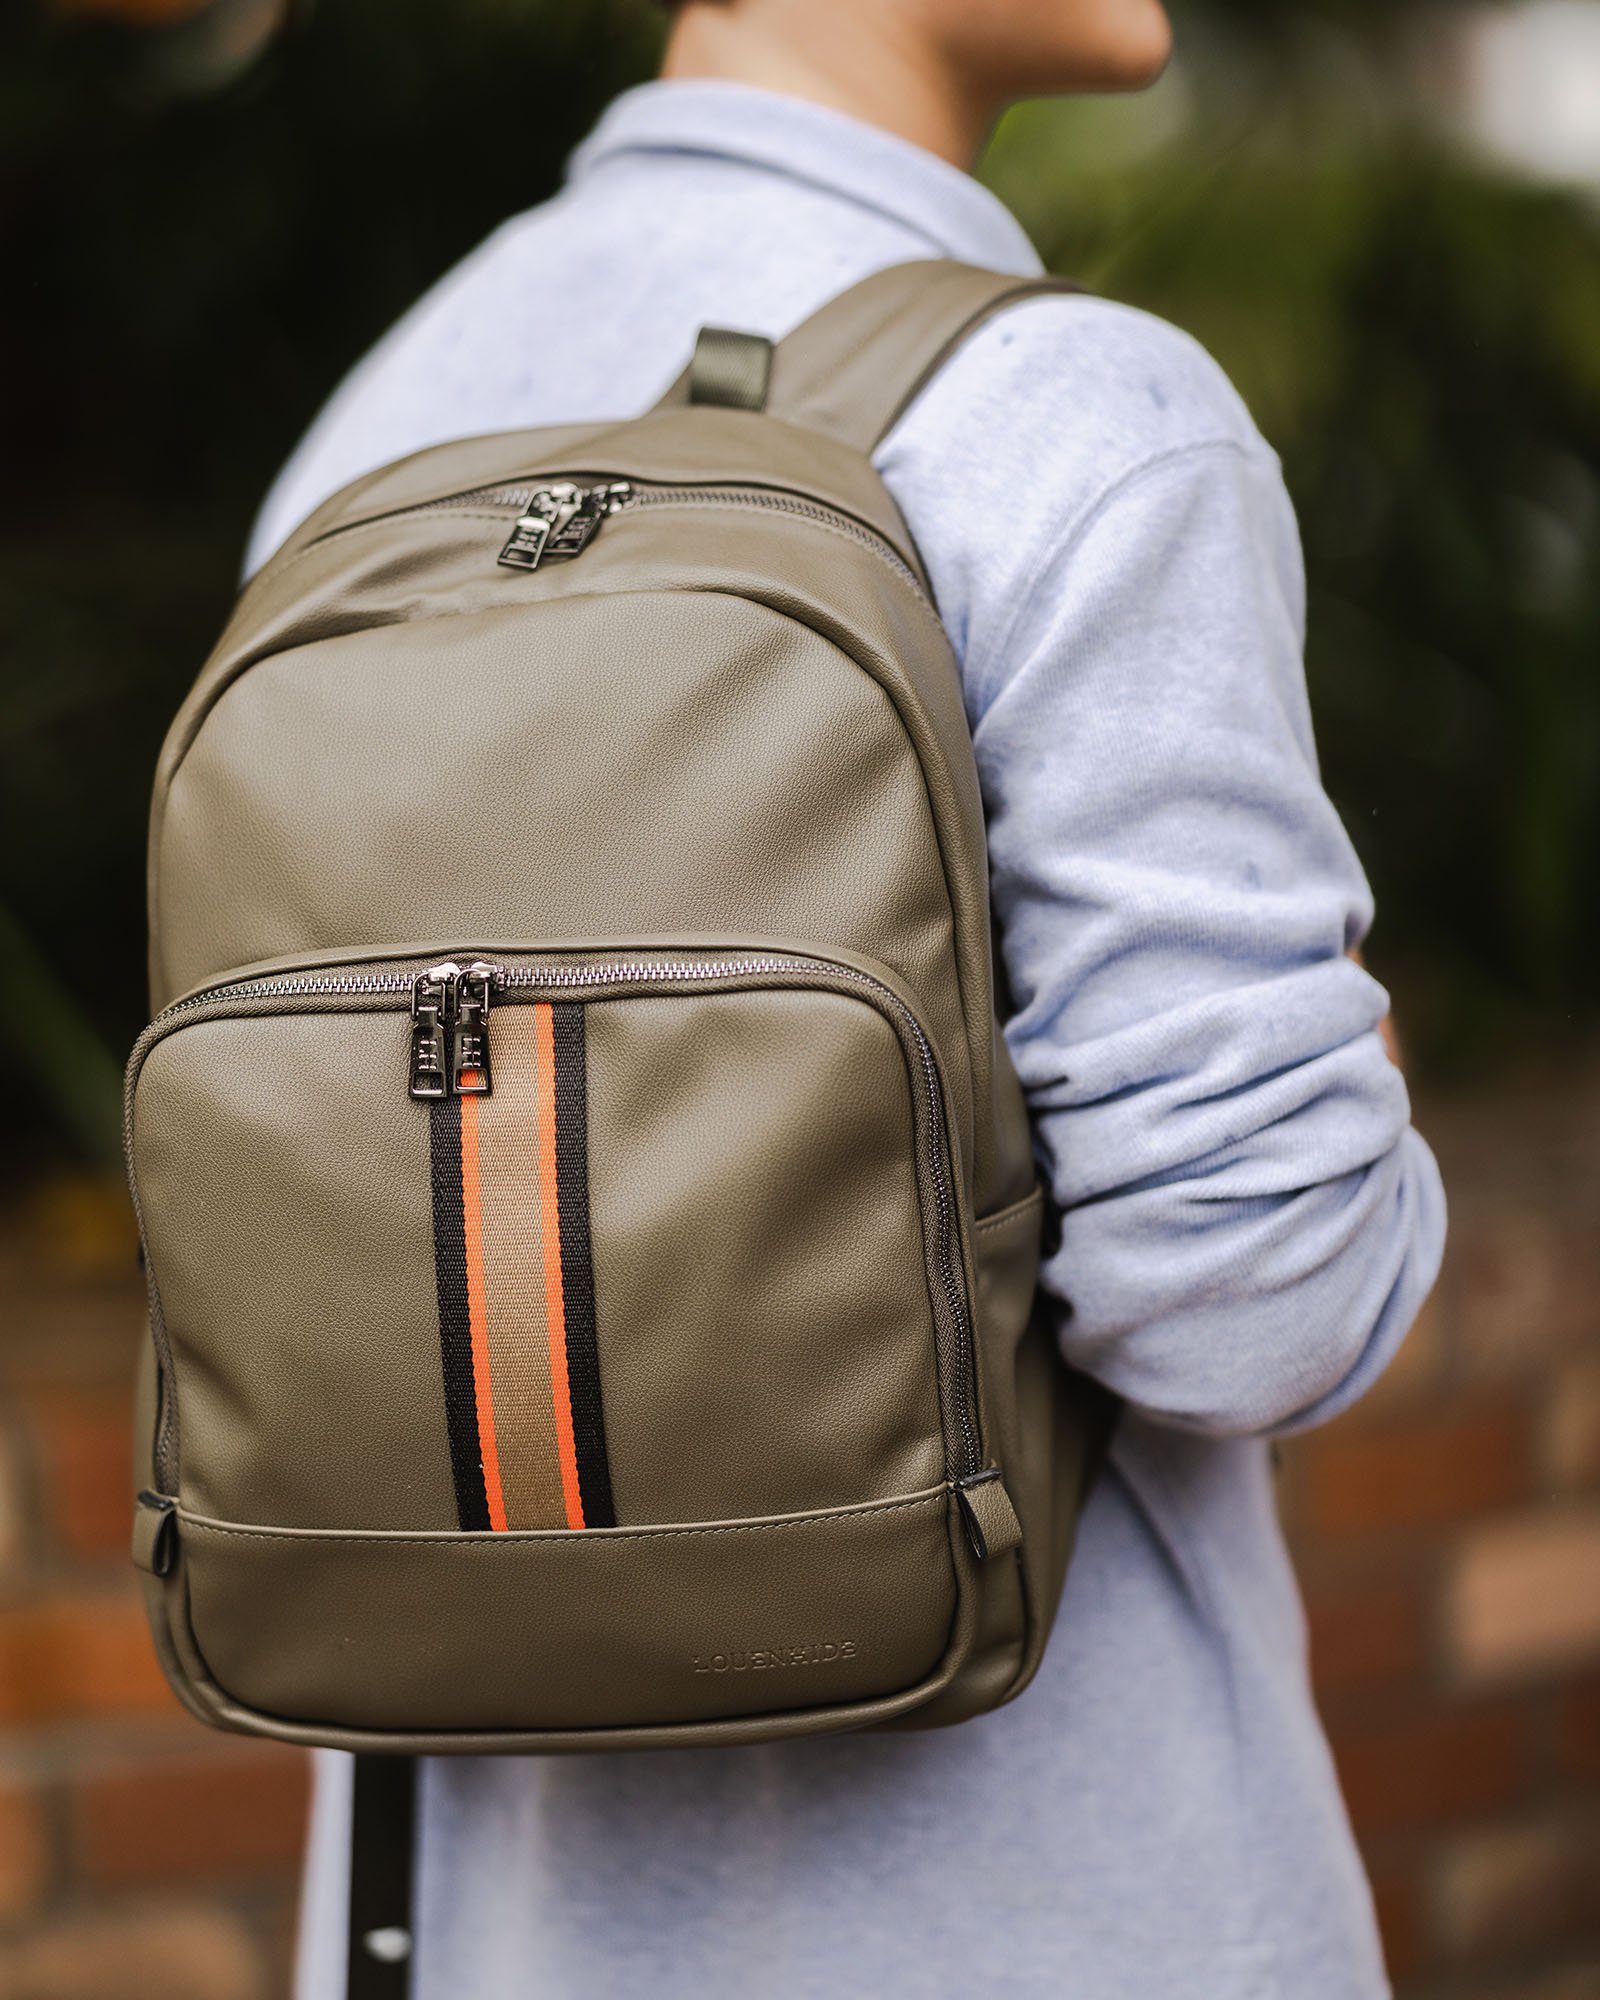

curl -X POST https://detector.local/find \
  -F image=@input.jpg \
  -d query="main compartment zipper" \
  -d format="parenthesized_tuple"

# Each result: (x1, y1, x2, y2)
(131, 951, 983, 1488)
(308, 475, 931, 604)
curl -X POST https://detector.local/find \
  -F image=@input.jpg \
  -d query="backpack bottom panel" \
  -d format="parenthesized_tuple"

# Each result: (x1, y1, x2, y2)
(176, 1486, 957, 1731)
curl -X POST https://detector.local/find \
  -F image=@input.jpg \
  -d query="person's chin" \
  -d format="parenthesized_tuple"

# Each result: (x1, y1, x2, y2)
(958, 4, 1174, 101)
(1083, 5, 1174, 90)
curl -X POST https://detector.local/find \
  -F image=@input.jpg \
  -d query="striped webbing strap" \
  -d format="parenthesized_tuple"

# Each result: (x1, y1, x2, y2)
(429, 1000, 614, 1533)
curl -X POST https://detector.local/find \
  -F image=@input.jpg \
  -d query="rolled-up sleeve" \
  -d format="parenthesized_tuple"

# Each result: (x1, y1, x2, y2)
(972, 436, 1446, 1437)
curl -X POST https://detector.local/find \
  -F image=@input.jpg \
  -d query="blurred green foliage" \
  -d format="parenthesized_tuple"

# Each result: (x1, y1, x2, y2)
(2, 0, 1597, 1163)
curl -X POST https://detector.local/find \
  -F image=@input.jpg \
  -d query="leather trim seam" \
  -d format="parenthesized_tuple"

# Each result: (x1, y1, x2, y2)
(178, 1488, 950, 1547)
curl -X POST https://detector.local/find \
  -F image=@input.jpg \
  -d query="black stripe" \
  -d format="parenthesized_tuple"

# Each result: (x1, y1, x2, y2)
(551, 1003, 614, 1528)
(430, 1095, 490, 1532)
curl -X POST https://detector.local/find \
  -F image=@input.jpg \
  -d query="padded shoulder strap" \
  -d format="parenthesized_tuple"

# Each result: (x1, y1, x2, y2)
(655, 260, 1080, 453)
(765, 260, 1080, 451)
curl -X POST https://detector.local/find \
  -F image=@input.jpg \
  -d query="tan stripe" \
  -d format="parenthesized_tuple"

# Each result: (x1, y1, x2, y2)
(473, 1006, 568, 1530)
(458, 1089, 508, 1533)
(535, 1001, 586, 1531)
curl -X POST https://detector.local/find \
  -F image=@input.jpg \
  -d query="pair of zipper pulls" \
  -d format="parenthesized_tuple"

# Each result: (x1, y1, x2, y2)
(498, 480, 633, 572)
(410, 961, 499, 1101)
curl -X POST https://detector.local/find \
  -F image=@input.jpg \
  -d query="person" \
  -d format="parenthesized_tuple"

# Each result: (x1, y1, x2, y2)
(251, 2, 1447, 1994)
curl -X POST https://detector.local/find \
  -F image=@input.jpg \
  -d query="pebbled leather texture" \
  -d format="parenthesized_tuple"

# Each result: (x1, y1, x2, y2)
(130, 978, 951, 1534)
(585, 987, 947, 1522)
(180, 1489, 957, 1733)
(130, 261, 1106, 1750)
(133, 1009, 457, 1529)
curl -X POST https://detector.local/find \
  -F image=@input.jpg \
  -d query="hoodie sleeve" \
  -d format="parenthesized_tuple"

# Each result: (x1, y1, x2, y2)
(969, 434, 1446, 1437)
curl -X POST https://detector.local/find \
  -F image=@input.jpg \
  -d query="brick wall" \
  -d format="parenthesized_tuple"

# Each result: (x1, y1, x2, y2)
(0, 1184, 305, 2000)
(1, 1061, 1597, 1997)
(1280, 1063, 1600, 1998)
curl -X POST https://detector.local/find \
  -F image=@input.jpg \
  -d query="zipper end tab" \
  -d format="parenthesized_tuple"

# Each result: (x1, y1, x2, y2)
(133, 1490, 178, 1577)
(955, 1470, 1021, 1563)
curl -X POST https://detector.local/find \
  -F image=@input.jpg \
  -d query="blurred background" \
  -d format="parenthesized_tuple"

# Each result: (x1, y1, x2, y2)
(1, 0, 1597, 1993)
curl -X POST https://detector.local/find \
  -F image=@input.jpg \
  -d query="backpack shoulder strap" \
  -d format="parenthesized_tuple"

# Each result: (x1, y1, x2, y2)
(657, 259, 1080, 454)
(766, 259, 1081, 451)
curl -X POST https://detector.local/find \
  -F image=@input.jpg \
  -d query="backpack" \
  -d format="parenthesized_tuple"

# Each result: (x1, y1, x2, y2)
(125, 259, 1115, 1992)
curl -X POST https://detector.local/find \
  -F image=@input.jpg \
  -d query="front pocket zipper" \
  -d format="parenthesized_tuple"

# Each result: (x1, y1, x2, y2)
(304, 475, 931, 604)
(129, 948, 987, 1502)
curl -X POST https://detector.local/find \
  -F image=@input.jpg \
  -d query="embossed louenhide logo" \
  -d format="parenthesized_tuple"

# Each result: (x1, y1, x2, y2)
(692, 1640, 858, 1674)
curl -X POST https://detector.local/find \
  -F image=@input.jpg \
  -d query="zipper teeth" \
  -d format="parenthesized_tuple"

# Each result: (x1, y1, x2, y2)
(403, 484, 540, 516)
(633, 489, 926, 598)
(156, 970, 413, 1014)
(142, 953, 980, 1478)
(329, 480, 930, 604)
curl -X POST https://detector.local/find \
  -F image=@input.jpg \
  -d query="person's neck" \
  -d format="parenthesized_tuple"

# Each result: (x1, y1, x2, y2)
(660, 3, 995, 169)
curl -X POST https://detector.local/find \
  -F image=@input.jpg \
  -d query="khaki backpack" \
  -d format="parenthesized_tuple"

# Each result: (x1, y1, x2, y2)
(126, 260, 1113, 1989)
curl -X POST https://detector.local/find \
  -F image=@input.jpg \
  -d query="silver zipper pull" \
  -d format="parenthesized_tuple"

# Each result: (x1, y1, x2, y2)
(498, 481, 632, 571)
(498, 482, 579, 571)
(543, 486, 608, 561)
(545, 481, 633, 560)
(451, 963, 499, 1097)
(410, 962, 460, 1100)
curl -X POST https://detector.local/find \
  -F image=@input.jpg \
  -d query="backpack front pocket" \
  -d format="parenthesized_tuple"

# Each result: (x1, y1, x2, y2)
(127, 943, 1001, 1737)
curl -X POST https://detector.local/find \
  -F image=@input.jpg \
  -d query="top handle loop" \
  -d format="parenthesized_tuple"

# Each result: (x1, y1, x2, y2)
(652, 263, 1081, 454)
(687, 327, 774, 412)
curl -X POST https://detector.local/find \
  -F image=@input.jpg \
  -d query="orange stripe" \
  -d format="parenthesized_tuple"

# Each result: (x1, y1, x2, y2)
(535, 1003, 585, 1529)
(459, 1085, 508, 1533)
